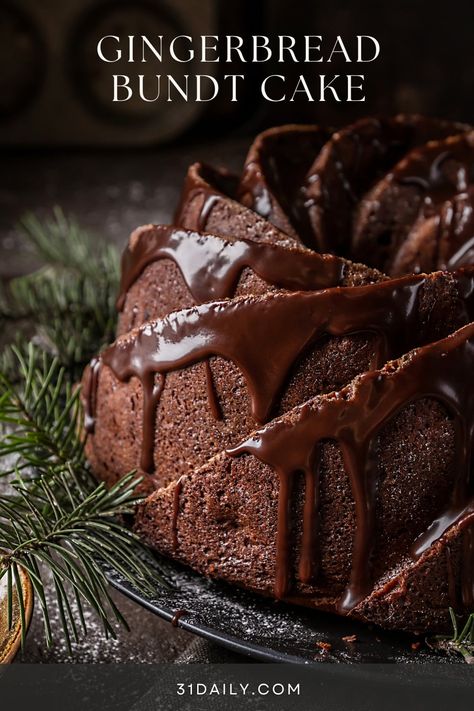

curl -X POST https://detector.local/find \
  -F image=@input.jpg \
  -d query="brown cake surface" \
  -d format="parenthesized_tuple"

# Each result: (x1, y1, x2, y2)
(85, 270, 474, 492)
(354, 132, 474, 274)
(135, 324, 474, 632)
(302, 115, 470, 255)
(116, 224, 382, 335)
(83, 116, 474, 633)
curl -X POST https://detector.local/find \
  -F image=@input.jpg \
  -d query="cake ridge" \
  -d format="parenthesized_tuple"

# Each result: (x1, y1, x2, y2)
(355, 131, 474, 274)
(88, 268, 474, 477)
(116, 223, 347, 313)
(84, 116, 474, 632)
(228, 321, 474, 610)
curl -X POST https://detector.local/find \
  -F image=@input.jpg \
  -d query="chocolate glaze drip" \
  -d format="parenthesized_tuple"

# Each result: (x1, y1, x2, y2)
(393, 131, 474, 192)
(83, 357, 101, 434)
(197, 195, 220, 231)
(116, 225, 346, 313)
(302, 116, 469, 254)
(439, 190, 474, 270)
(299, 452, 321, 584)
(140, 372, 165, 473)
(170, 609, 187, 627)
(174, 163, 239, 233)
(237, 125, 329, 242)
(395, 191, 474, 276)
(397, 133, 474, 214)
(172, 476, 184, 551)
(100, 270, 474, 475)
(412, 501, 474, 608)
(175, 162, 301, 252)
(228, 324, 474, 609)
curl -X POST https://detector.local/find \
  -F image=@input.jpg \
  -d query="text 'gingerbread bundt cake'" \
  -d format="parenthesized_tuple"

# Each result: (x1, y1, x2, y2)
(82, 115, 474, 633)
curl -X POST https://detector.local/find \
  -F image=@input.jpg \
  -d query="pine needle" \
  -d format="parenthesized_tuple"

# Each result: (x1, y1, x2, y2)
(0, 208, 119, 376)
(0, 212, 166, 651)
(445, 609, 474, 663)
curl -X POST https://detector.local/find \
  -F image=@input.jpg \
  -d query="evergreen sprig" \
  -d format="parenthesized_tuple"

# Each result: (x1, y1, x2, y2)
(444, 609, 474, 663)
(0, 345, 83, 477)
(0, 344, 163, 652)
(0, 208, 120, 376)
(0, 212, 165, 652)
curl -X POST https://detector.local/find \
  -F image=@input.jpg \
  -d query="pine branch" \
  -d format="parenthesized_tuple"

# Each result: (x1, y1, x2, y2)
(445, 609, 474, 663)
(0, 345, 84, 477)
(20, 208, 119, 282)
(0, 471, 158, 652)
(0, 214, 169, 652)
(0, 346, 167, 649)
(0, 208, 119, 375)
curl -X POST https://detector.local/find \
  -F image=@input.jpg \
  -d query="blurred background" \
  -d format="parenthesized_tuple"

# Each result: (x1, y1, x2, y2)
(3, 0, 474, 147)
(2, 0, 474, 269)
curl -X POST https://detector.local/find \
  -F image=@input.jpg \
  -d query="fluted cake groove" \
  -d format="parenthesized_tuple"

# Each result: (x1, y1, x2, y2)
(83, 115, 474, 633)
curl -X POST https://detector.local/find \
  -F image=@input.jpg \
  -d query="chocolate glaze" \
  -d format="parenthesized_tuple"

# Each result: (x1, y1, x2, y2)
(396, 133, 474, 214)
(237, 125, 329, 243)
(409, 501, 474, 608)
(139, 372, 165, 472)
(302, 116, 469, 254)
(438, 190, 474, 270)
(97, 270, 474, 476)
(354, 132, 474, 274)
(116, 225, 346, 313)
(175, 162, 301, 251)
(83, 357, 101, 434)
(197, 195, 220, 232)
(229, 324, 474, 609)
(205, 360, 222, 421)
(394, 191, 474, 275)
(172, 476, 184, 551)
(174, 163, 239, 233)
(170, 609, 187, 627)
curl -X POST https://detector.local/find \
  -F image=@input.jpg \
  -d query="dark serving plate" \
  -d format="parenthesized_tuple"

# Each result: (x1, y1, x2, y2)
(106, 552, 471, 678)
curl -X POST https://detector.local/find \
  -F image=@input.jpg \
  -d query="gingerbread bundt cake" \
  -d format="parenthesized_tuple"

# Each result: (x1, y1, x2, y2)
(83, 116, 474, 633)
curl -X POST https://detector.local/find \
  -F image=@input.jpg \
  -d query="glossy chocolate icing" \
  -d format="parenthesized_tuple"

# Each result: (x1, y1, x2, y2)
(175, 163, 300, 249)
(354, 132, 474, 274)
(174, 163, 240, 233)
(237, 125, 329, 243)
(391, 189, 474, 275)
(229, 323, 474, 609)
(443, 190, 474, 270)
(116, 225, 346, 312)
(396, 132, 474, 212)
(85, 118, 474, 627)
(300, 116, 469, 254)
(95, 269, 474, 476)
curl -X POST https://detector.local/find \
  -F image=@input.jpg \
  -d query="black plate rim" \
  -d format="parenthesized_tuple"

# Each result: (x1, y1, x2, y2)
(110, 573, 307, 665)
(108, 567, 472, 685)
